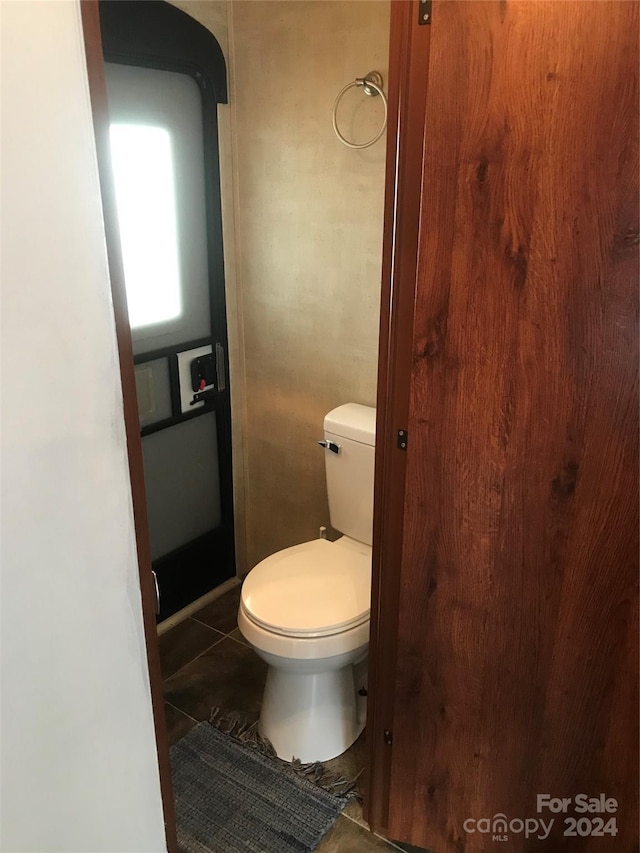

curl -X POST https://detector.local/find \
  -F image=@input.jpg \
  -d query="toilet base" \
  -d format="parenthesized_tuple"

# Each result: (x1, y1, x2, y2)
(258, 652, 368, 763)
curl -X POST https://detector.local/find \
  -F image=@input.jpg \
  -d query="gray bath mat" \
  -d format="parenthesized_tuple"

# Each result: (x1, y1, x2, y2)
(170, 722, 350, 853)
(208, 707, 361, 798)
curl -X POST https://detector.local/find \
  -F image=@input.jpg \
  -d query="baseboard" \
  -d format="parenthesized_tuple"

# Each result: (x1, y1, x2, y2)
(157, 576, 241, 636)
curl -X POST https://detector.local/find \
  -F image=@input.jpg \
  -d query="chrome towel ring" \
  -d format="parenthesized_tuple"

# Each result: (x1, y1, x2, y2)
(332, 71, 388, 150)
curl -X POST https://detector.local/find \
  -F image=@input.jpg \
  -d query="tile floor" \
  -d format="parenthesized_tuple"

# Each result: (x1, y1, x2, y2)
(160, 583, 427, 853)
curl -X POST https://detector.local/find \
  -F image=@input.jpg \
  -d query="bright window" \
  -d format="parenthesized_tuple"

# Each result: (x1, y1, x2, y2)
(109, 124, 182, 328)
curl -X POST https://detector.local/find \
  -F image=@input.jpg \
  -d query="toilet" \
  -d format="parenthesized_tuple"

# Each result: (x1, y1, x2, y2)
(238, 403, 375, 763)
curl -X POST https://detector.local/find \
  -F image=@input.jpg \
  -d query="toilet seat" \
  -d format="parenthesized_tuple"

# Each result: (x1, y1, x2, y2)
(241, 537, 371, 639)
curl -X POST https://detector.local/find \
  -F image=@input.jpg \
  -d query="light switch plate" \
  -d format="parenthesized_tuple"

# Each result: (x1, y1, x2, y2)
(177, 345, 213, 413)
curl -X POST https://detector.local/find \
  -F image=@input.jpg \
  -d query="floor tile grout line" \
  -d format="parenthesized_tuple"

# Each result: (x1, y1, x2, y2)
(165, 699, 200, 725)
(227, 633, 249, 647)
(341, 810, 370, 830)
(376, 835, 410, 852)
(162, 632, 228, 683)
(376, 832, 417, 853)
(190, 614, 238, 633)
(342, 809, 412, 852)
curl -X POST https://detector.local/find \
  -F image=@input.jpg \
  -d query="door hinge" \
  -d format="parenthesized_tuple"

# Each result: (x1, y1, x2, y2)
(397, 429, 408, 451)
(419, 0, 432, 25)
(384, 729, 393, 745)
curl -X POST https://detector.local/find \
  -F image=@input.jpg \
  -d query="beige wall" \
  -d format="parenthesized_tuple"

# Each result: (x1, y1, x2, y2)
(173, 1, 389, 572)
(231, 1, 389, 568)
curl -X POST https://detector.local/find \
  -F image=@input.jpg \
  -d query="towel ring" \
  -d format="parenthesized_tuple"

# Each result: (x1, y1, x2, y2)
(332, 71, 388, 150)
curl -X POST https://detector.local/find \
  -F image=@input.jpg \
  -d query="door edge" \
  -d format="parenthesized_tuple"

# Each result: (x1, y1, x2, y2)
(366, 0, 432, 836)
(79, 3, 177, 850)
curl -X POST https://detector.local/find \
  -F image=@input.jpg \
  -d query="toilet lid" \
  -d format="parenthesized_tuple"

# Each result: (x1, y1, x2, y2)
(241, 539, 371, 638)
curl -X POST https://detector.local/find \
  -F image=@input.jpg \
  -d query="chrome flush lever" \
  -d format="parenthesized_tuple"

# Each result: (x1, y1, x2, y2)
(318, 440, 341, 454)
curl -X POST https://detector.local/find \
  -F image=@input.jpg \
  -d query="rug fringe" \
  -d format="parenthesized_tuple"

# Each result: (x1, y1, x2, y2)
(208, 707, 361, 799)
(209, 707, 271, 753)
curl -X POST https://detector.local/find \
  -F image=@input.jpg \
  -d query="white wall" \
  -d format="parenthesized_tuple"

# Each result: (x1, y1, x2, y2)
(0, 3, 166, 851)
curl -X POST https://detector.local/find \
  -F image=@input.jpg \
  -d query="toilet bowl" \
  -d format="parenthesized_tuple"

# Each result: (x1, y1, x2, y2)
(238, 535, 370, 762)
(238, 403, 376, 763)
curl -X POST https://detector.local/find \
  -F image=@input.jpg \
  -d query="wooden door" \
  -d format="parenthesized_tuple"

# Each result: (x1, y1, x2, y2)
(368, 2, 639, 851)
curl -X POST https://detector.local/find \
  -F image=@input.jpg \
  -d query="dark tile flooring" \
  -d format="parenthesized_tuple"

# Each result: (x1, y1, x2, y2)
(160, 583, 423, 853)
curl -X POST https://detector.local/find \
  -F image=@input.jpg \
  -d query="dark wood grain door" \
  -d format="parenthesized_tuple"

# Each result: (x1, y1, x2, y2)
(376, 2, 639, 850)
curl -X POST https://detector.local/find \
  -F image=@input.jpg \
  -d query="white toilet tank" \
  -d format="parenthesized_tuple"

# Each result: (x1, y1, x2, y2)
(323, 403, 376, 546)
